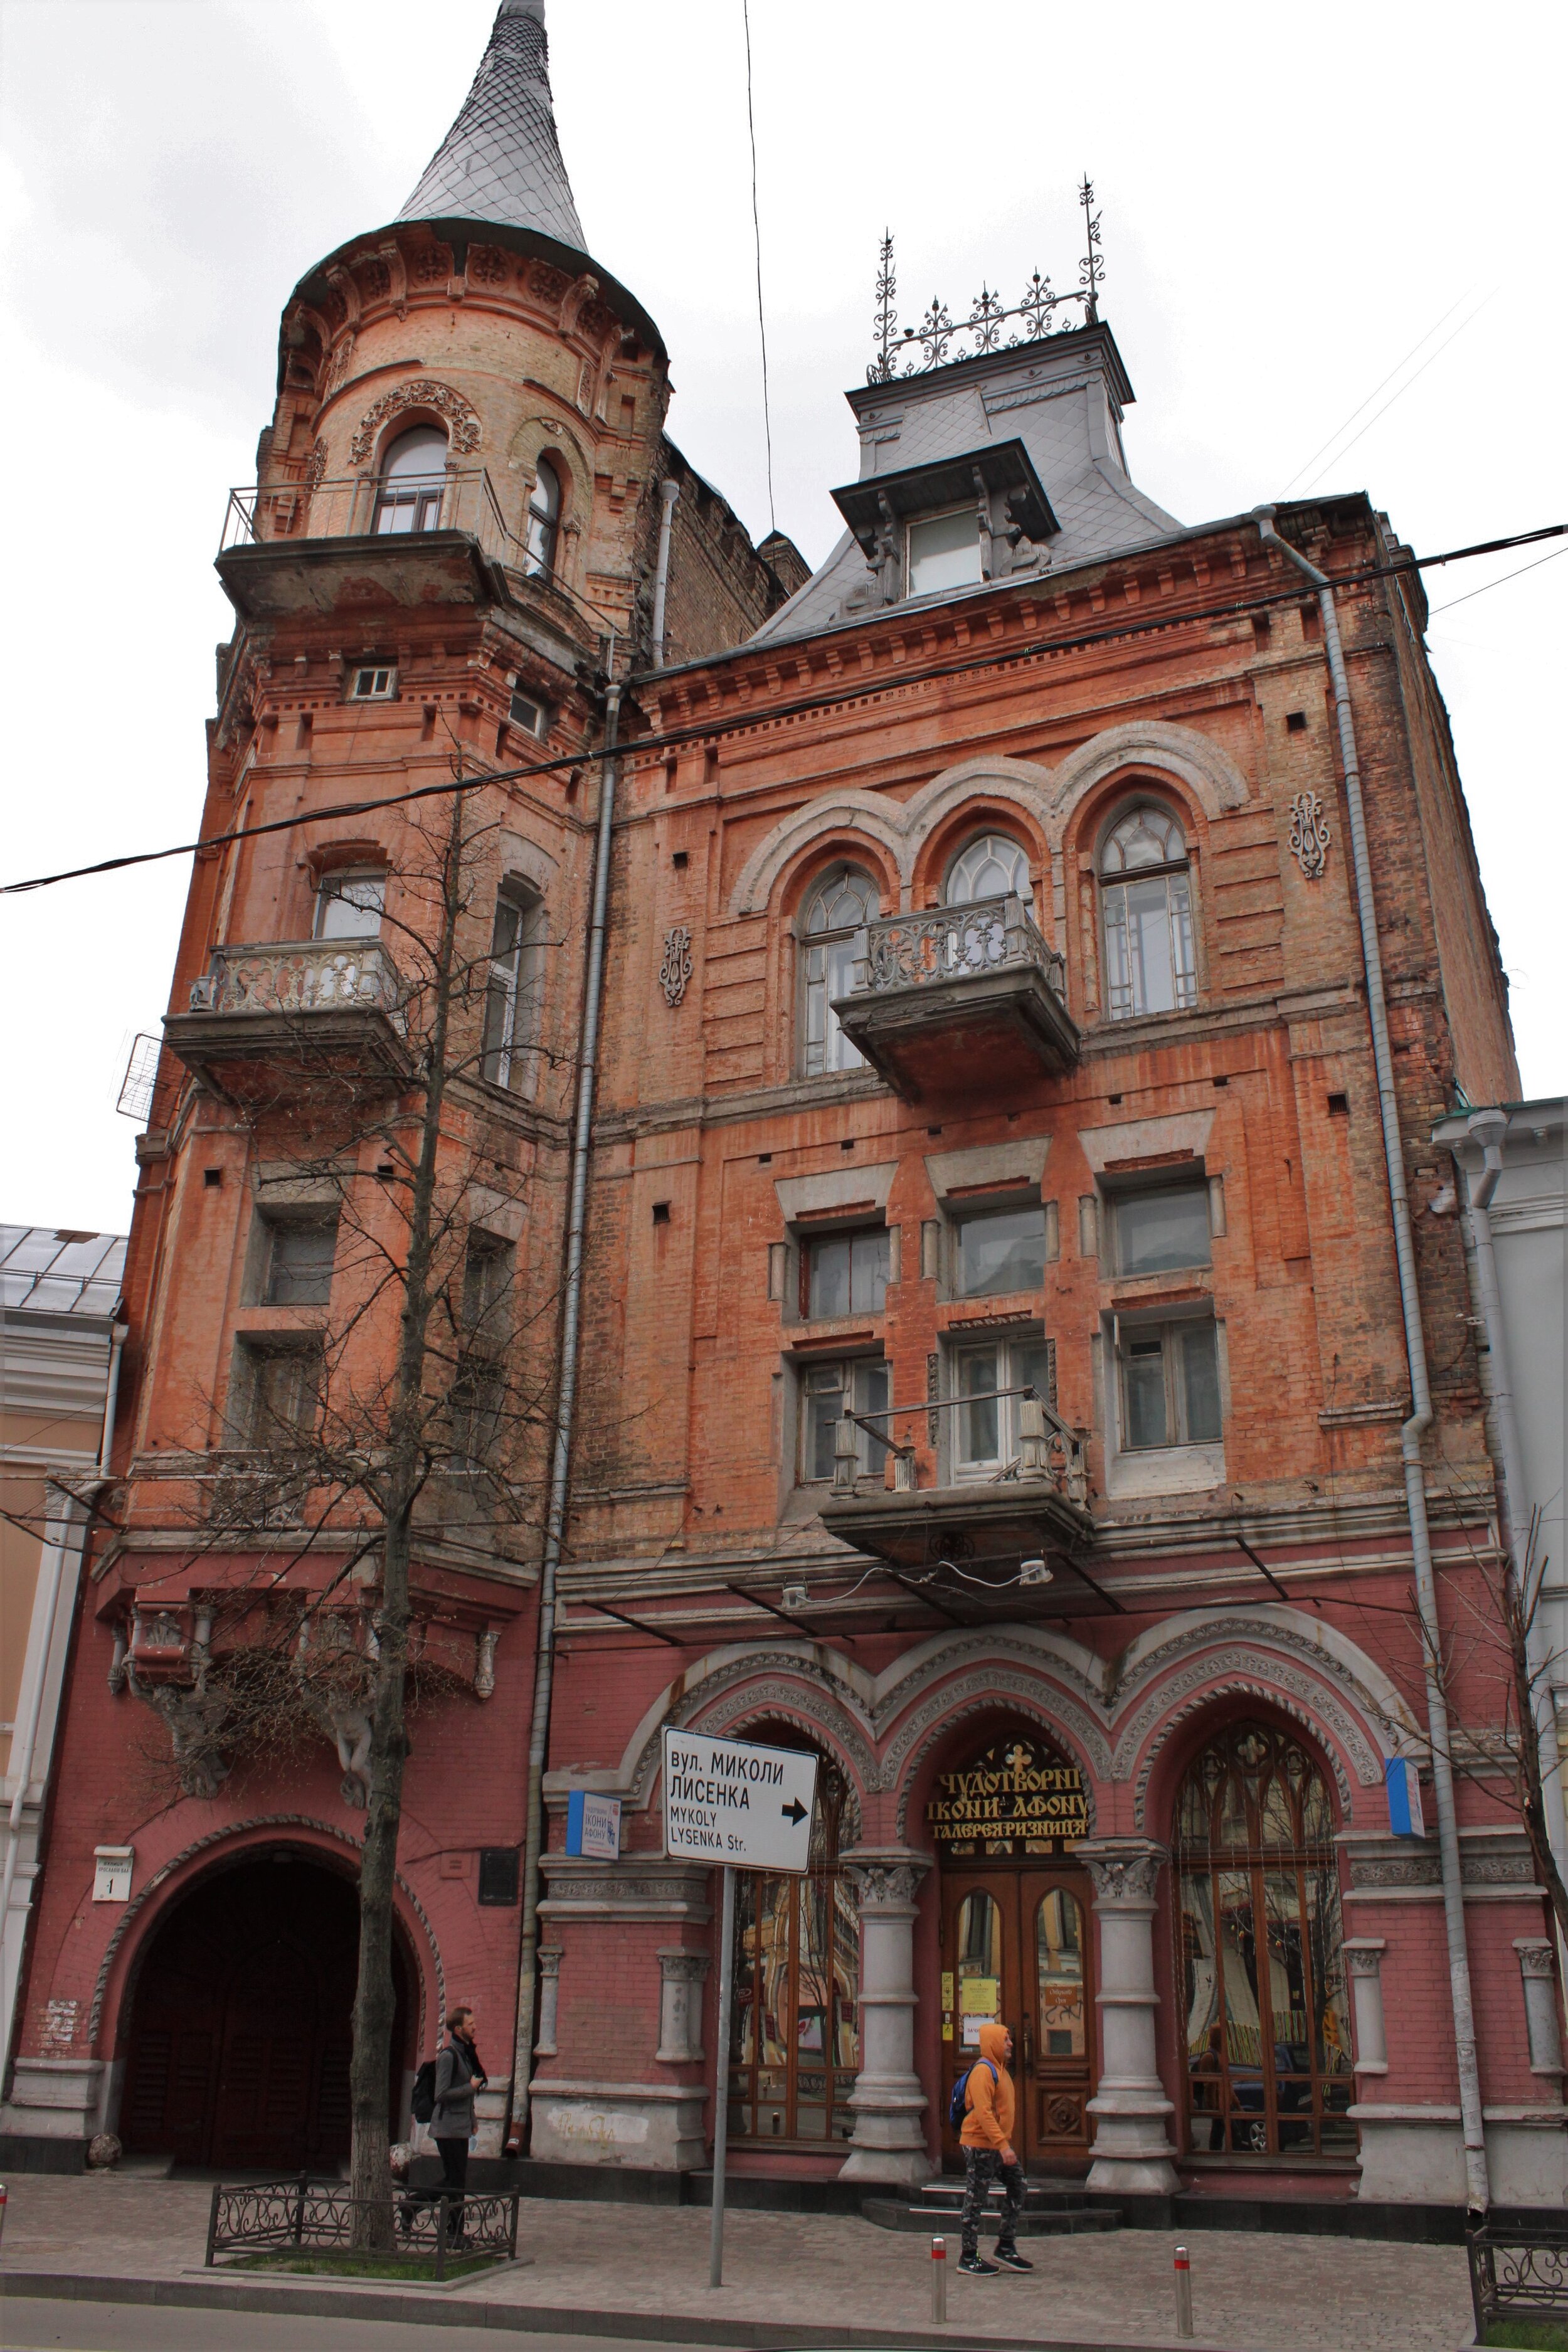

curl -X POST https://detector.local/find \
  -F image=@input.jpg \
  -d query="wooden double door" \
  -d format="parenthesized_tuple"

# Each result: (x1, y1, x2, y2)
(939, 1867, 1095, 2168)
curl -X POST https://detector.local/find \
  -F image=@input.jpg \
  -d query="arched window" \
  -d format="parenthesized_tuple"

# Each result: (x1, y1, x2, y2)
(1099, 803, 1197, 1019)
(800, 863, 877, 1077)
(728, 1755, 859, 2144)
(945, 832, 1032, 909)
(525, 455, 561, 578)
(481, 884, 545, 1094)
(373, 426, 448, 535)
(1177, 1719, 1353, 2158)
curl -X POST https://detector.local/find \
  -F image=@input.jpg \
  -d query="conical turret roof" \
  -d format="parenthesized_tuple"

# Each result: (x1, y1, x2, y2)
(397, 0, 586, 253)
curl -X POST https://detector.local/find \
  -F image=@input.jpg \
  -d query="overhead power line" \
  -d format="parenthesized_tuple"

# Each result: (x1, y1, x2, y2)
(741, 0, 777, 536)
(1281, 288, 1478, 492)
(1298, 292, 1498, 495)
(3, 519, 1564, 901)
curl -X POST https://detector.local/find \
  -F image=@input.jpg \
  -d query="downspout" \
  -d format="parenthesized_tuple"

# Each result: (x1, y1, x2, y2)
(1254, 507, 1490, 2213)
(1459, 1111, 1567, 1882)
(505, 670, 623, 2154)
(650, 478, 679, 667)
(0, 1321, 123, 2040)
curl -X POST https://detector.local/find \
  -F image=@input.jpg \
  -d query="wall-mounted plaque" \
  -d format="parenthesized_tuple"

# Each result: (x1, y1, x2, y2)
(925, 1735, 1088, 1858)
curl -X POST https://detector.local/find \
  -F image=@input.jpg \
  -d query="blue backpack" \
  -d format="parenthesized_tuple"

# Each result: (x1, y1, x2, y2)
(948, 2058, 997, 2131)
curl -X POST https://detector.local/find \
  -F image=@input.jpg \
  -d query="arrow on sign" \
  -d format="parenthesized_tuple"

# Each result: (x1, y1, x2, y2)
(781, 1799, 808, 1825)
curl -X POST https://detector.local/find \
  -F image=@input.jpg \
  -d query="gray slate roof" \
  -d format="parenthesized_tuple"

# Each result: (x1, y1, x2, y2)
(398, 0, 586, 255)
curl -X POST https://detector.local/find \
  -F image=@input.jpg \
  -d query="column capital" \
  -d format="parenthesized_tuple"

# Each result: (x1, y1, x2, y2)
(841, 1847, 932, 1909)
(1078, 1838, 1168, 1905)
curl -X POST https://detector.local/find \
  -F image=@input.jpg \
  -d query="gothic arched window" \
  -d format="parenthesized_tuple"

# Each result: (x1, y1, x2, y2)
(728, 1756, 859, 2144)
(373, 426, 448, 535)
(1099, 803, 1197, 1019)
(1177, 1719, 1353, 2158)
(525, 455, 562, 578)
(800, 864, 877, 1077)
(945, 832, 1032, 909)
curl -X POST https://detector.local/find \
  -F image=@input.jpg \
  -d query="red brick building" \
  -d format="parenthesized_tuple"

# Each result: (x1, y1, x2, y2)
(4, 0, 1560, 2215)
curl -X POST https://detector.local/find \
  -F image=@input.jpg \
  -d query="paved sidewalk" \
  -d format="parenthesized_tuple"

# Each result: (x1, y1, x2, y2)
(0, 2175, 1474, 2351)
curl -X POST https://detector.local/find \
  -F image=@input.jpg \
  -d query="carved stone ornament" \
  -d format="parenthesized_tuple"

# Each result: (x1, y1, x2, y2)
(1288, 791, 1331, 880)
(349, 379, 481, 465)
(847, 1859, 927, 1908)
(1081, 1844, 1166, 1905)
(659, 926, 694, 1008)
(1517, 1941, 1556, 1981)
(1346, 1943, 1385, 1978)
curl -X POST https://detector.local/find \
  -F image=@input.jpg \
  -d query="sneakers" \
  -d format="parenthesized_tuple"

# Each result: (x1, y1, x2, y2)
(958, 2252, 1000, 2275)
(994, 2247, 1035, 2271)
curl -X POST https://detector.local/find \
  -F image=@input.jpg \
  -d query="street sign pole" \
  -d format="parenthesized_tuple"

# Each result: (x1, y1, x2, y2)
(708, 1863, 736, 2289)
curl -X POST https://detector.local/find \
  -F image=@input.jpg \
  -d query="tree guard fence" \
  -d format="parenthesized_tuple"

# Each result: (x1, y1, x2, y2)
(206, 2173, 520, 2279)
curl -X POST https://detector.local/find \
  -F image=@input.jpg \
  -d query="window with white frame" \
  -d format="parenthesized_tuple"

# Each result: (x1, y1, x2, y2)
(1113, 1184, 1212, 1278)
(955, 1202, 1047, 1298)
(509, 686, 550, 738)
(951, 1334, 1054, 1480)
(801, 864, 877, 1077)
(906, 507, 982, 597)
(349, 664, 397, 701)
(804, 1226, 889, 1319)
(799, 1357, 890, 1483)
(1099, 804, 1197, 1019)
(1119, 1318, 1221, 1450)
(373, 425, 448, 535)
(481, 884, 545, 1093)
(314, 868, 385, 940)
(946, 833, 1032, 909)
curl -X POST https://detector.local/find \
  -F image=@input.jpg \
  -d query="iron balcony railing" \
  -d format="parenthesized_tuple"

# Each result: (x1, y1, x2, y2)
(189, 939, 405, 1028)
(221, 469, 515, 570)
(846, 894, 1067, 1005)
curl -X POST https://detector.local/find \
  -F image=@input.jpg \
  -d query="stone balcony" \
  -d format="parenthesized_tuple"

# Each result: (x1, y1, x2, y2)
(164, 939, 412, 1100)
(832, 895, 1078, 1102)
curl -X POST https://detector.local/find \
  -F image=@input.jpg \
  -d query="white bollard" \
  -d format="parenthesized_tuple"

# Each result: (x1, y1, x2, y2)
(931, 2233, 947, 2323)
(1174, 2242, 1194, 2338)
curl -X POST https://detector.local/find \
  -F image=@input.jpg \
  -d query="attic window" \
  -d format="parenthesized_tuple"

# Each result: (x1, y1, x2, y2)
(351, 665, 396, 701)
(509, 687, 549, 738)
(907, 508, 982, 596)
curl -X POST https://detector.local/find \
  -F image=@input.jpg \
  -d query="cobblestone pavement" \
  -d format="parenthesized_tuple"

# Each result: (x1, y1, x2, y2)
(0, 2175, 1474, 2351)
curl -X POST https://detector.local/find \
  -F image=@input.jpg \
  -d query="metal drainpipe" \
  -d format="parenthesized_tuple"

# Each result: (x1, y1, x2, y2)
(1459, 1112, 1567, 1882)
(1254, 507, 1490, 2213)
(505, 670, 623, 2155)
(0, 1320, 124, 2015)
(650, 479, 679, 667)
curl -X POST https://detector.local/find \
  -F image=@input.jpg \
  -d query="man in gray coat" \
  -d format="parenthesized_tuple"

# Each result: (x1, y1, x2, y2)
(430, 2004, 486, 2240)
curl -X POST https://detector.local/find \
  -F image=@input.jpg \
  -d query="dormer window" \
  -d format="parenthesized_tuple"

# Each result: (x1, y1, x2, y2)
(907, 507, 982, 597)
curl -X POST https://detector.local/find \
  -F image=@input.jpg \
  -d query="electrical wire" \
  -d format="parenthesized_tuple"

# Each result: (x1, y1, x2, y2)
(1298, 292, 1497, 495)
(740, 0, 777, 536)
(4, 518, 1564, 900)
(1429, 541, 1568, 615)
(1281, 289, 1478, 493)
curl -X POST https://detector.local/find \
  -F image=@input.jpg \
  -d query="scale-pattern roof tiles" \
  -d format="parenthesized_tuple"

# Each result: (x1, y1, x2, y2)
(397, 0, 586, 255)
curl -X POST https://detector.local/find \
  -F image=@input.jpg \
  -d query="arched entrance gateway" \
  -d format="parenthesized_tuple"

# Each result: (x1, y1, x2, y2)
(928, 1733, 1094, 2168)
(118, 1853, 413, 2169)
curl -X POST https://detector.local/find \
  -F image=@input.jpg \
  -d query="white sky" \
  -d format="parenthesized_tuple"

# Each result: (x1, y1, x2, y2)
(1, 0, 1564, 1236)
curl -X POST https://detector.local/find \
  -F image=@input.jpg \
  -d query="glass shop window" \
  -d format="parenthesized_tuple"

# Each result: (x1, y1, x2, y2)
(729, 1759, 859, 2144)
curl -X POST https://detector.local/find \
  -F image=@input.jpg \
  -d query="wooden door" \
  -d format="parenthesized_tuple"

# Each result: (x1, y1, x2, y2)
(938, 1868, 1094, 2168)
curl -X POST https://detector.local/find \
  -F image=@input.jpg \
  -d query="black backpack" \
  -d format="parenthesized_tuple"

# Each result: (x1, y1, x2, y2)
(947, 2058, 997, 2131)
(411, 2058, 438, 2125)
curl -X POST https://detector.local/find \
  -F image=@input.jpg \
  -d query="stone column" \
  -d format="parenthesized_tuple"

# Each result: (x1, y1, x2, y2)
(838, 1849, 935, 2186)
(534, 1947, 562, 2058)
(656, 1950, 709, 2064)
(1079, 1838, 1180, 2194)
(1345, 1939, 1387, 2076)
(1515, 1939, 1565, 2077)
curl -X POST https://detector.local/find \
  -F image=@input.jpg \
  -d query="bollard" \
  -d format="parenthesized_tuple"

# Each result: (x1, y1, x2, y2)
(0, 2181, 8, 2256)
(1173, 2242, 1194, 2339)
(931, 2233, 947, 2324)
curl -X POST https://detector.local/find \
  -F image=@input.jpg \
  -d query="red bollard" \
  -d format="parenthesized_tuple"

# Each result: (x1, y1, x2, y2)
(0, 2181, 8, 2255)
(931, 2232, 947, 2323)
(1174, 2242, 1193, 2338)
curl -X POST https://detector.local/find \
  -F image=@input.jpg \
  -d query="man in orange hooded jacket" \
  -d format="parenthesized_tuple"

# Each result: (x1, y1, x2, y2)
(957, 2020, 1032, 2275)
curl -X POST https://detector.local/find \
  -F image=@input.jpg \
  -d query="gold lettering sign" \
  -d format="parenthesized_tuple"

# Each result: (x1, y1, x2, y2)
(926, 1735, 1088, 1857)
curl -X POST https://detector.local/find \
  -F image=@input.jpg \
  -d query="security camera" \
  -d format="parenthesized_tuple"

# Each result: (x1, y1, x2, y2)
(1019, 1556, 1052, 1586)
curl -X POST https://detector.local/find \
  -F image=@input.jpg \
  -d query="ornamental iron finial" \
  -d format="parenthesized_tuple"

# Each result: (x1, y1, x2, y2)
(866, 184, 1106, 383)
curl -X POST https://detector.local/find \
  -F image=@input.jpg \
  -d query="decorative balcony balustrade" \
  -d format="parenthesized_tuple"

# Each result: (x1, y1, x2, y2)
(166, 940, 412, 1096)
(833, 895, 1079, 1099)
(221, 469, 512, 569)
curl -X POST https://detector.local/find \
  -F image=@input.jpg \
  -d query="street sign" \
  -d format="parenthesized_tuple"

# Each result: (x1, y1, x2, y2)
(661, 1728, 819, 1874)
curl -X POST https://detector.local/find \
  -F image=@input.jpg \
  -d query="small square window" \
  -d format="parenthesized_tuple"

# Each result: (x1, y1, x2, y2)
(799, 1358, 889, 1483)
(1120, 1320, 1221, 1449)
(955, 1205, 1046, 1298)
(262, 1216, 337, 1306)
(350, 665, 397, 701)
(1114, 1186, 1211, 1278)
(906, 508, 982, 597)
(805, 1228, 888, 1318)
(509, 687, 549, 737)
